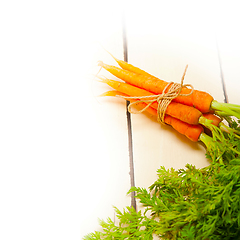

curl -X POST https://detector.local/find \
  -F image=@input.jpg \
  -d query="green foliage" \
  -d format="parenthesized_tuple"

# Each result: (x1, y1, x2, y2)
(83, 119, 240, 239)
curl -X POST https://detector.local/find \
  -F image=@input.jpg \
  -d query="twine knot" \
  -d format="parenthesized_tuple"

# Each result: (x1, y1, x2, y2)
(125, 65, 194, 124)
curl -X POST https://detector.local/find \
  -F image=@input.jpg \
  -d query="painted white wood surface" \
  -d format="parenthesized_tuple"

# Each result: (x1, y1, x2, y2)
(1, 1, 240, 240)
(0, 1, 130, 239)
(214, 2, 240, 105)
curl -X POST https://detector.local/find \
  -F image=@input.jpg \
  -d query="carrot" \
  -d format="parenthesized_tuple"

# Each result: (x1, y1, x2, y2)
(164, 115, 204, 142)
(106, 52, 153, 77)
(203, 113, 222, 127)
(98, 60, 240, 119)
(102, 91, 240, 149)
(98, 77, 203, 125)
(98, 61, 213, 113)
(133, 98, 204, 142)
(203, 113, 240, 137)
(101, 90, 203, 142)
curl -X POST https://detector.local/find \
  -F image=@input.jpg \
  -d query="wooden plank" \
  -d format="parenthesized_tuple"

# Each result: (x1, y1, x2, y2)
(80, 44, 131, 236)
(214, 2, 240, 105)
(0, 1, 130, 239)
(124, 2, 225, 191)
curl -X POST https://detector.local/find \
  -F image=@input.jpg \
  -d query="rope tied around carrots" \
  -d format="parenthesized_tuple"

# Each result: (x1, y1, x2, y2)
(122, 65, 194, 124)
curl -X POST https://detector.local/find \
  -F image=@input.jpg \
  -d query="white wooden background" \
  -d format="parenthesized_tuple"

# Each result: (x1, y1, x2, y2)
(0, 1, 240, 239)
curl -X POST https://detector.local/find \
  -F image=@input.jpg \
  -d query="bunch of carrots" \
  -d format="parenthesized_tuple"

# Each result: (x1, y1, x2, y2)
(98, 53, 240, 159)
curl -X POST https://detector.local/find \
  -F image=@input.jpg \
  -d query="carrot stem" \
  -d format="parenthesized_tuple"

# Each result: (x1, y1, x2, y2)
(219, 122, 240, 137)
(198, 116, 215, 129)
(199, 133, 224, 163)
(211, 100, 240, 119)
(202, 113, 240, 136)
(201, 118, 240, 156)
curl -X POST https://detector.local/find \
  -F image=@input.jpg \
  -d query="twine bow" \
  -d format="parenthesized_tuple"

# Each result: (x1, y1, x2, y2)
(121, 65, 194, 124)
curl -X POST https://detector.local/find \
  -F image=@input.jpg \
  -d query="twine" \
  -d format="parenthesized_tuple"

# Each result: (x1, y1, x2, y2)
(119, 65, 194, 124)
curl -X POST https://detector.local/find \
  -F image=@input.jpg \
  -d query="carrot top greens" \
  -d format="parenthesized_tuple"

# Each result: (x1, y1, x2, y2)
(83, 118, 240, 240)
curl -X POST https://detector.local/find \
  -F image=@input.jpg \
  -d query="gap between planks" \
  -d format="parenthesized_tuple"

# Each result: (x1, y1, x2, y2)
(216, 37, 229, 103)
(122, 12, 137, 211)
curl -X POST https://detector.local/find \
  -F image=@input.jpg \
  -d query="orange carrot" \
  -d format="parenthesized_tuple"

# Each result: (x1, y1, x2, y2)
(203, 113, 222, 127)
(164, 115, 204, 142)
(99, 77, 203, 125)
(102, 90, 203, 142)
(98, 61, 214, 113)
(203, 113, 240, 136)
(107, 53, 153, 77)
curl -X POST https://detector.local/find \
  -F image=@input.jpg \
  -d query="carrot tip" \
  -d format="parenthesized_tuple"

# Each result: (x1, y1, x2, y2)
(99, 90, 126, 98)
(108, 52, 119, 62)
(98, 92, 111, 97)
(97, 60, 104, 67)
(96, 75, 107, 82)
